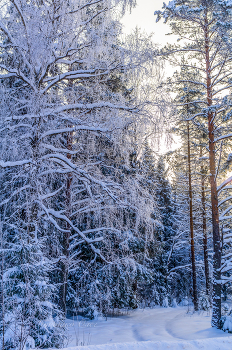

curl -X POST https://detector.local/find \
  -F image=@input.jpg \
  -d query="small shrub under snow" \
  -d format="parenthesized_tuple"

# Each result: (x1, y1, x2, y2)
(222, 315, 232, 333)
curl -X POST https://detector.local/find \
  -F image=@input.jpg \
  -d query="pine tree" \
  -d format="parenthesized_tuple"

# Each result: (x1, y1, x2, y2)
(156, 0, 232, 327)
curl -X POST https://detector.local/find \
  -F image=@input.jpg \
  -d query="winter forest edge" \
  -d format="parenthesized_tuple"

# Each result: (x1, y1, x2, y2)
(1, 0, 232, 349)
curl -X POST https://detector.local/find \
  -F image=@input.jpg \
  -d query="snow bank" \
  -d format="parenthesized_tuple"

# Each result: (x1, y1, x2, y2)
(60, 337, 232, 350)
(223, 316, 232, 332)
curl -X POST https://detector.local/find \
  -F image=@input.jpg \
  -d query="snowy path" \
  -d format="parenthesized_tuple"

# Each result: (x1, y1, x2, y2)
(63, 307, 232, 349)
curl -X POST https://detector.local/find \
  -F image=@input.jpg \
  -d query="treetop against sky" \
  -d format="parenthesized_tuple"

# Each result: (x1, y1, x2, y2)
(121, 0, 177, 45)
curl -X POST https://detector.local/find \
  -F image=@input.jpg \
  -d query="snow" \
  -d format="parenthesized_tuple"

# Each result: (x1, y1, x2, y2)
(0, 159, 32, 167)
(56, 337, 232, 350)
(217, 175, 232, 193)
(56, 307, 232, 350)
(215, 134, 232, 143)
(223, 316, 232, 333)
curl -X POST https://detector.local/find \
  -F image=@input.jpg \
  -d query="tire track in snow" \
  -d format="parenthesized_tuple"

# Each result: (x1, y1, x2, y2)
(165, 310, 187, 340)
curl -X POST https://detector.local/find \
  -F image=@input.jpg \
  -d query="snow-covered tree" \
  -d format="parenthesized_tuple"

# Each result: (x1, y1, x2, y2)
(156, 0, 232, 327)
(0, 1, 170, 347)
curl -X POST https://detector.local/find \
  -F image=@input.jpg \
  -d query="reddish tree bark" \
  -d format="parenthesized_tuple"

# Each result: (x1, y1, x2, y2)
(204, 9, 221, 327)
(200, 146, 210, 297)
(187, 120, 198, 311)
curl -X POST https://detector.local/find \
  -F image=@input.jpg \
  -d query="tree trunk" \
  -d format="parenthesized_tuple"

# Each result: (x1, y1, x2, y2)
(200, 145, 210, 297)
(204, 9, 221, 328)
(187, 120, 198, 311)
(0, 222, 5, 350)
(61, 71, 73, 316)
(61, 130, 73, 316)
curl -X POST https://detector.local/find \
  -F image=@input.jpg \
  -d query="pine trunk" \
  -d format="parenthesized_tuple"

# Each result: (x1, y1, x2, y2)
(187, 120, 198, 311)
(200, 146, 210, 297)
(204, 10, 221, 328)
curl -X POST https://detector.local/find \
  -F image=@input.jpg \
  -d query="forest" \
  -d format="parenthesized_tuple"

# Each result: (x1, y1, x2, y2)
(0, 0, 232, 349)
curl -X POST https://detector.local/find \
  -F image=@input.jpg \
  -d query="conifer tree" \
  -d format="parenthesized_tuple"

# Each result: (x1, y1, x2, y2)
(156, 0, 232, 327)
(0, 0, 160, 346)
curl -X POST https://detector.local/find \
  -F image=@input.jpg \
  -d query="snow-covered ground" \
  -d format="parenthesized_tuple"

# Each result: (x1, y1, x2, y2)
(61, 338, 232, 350)
(59, 306, 232, 350)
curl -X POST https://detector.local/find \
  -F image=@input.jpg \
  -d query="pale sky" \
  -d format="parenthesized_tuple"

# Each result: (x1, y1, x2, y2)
(121, 0, 178, 81)
(121, 0, 180, 155)
(121, 0, 175, 45)
(121, 1, 232, 182)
